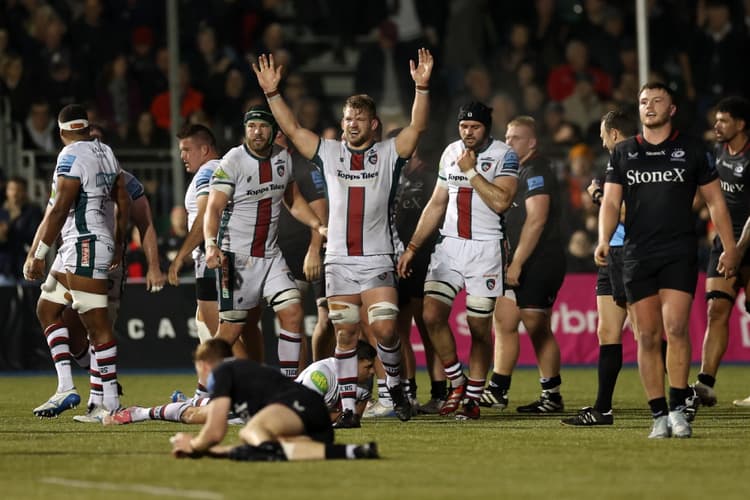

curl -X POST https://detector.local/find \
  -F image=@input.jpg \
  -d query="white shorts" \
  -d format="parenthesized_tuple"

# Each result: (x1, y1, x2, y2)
(193, 250, 216, 280)
(218, 251, 297, 311)
(426, 236, 506, 297)
(324, 254, 396, 297)
(52, 236, 114, 280)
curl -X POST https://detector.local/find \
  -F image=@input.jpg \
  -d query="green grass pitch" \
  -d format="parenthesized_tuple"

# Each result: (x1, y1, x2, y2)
(1, 366, 749, 500)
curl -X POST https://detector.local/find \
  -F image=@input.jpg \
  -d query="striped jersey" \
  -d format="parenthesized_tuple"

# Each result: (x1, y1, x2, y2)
(211, 144, 293, 257)
(312, 137, 406, 257)
(437, 138, 519, 240)
(185, 159, 219, 259)
(50, 138, 121, 245)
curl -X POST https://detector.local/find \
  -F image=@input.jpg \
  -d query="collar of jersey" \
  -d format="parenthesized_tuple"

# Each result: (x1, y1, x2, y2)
(345, 141, 376, 155)
(466, 137, 494, 155)
(243, 142, 272, 161)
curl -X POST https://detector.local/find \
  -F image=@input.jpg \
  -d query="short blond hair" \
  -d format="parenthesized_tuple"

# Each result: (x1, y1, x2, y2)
(507, 115, 537, 136)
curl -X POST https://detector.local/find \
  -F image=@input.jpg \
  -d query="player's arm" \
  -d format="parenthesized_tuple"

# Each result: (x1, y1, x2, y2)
(130, 194, 165, 291)
(304, 198, 328, 281)
(507, 193, 549, 285)
(394, 48, 433, 158)
(171, 396, 230, 458)
(203, 188, 230, 269)
(252, 54, 320, 160)
(700, 179, 739, 276)
(595, 182, 623, 266)
(397, 183, 448, 278)
(283, 181, 327, 236)
(457, 149, 517, 214)
(112, 173, 131, 270)
(169, 194, 208, 285)
(736, 215, 750, 256)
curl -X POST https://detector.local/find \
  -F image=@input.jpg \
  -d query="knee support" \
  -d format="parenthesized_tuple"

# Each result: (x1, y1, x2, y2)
(267, 288, 302, 312)
(465, 295, 495, 318)
(219, 309, 249, 323)
(328, 301, 360, 325)
(367, 301, 399, 325)
(70, 290, 108, 313)
(39, 274, 71, 306)
(424, 280, 458, 306)
(705, 290, 734, 303)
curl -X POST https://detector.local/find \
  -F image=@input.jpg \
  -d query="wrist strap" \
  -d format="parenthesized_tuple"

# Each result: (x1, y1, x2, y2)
(407, 241, 419, 252)
(466, 169, 478, 180)
(205, 237, 217, 248)
(34, 241, 50, 260)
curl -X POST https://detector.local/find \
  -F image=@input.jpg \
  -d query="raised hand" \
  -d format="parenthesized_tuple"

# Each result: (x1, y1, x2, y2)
(409, 48, 434, 87)
(252, 54, 283, 94)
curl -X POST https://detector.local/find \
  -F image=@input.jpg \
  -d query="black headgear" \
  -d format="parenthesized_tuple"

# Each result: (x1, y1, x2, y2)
(243, 105, 279, 145)
(457, 101, 493, 130)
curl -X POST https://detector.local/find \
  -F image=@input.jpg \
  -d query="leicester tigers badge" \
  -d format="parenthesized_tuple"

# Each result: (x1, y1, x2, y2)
(277, 164, 285, 176)
(486, 278, 496, 290)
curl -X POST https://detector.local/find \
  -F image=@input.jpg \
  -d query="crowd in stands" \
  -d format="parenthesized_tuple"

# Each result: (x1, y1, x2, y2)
(2, 0, 750, 278)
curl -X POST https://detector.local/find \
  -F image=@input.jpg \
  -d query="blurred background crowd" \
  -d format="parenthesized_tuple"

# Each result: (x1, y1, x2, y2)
(1, 0, 749, 318)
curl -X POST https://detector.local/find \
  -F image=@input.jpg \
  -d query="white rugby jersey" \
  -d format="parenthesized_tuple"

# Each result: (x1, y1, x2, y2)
(295, 357, 371, 410)
(438, 138, 519, 240)
(211, 144, 293, 257)
(50, 138, 121, 245)
(186, 159, 219, 259)
(313, 137, 406, 257)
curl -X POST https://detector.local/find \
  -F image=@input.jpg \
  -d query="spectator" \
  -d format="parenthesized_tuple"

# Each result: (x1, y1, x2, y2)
(531, 0, 569, 70)
(0, 53, 32, 122)
(566, 229, 597, 273)
(150, 63, 204, 130)
(562, 72, 605, 137)
(22, 99, 58, 152)
(124, 111, 168, 149)
(188, 23, 237, 95)
(96, 53, 142, 143)
(70, 0, 115, 95)
(43, 49, 80, 114)
(209, 67, 248, 149)
(546, 39, 612, 102)
(158, 205, 189, 271)
(129, 28, 163, 105)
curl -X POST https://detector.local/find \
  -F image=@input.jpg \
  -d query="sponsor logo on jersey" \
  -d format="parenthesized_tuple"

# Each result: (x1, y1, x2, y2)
(287, 272, 295, 282)
(720, 180, 745, 193)
(367, 150, 378, 165)
(292, 400, 306, 412)
(336, 170, 379, 181)
(645, 150, 666, 156)
(671, 148, 685, 159)
(626, 168, 686, 185)
(277, 164, 285, 177)
(527, 175, 544, 191)
(378, 273, 387, 280)
(486, 278, 496, 290)
(80, 239, 91, 267)
(96, 172, 117, 188)
(627, 152, 639, 159)
(56, 154, 76, 173)
(311, 371, 329, 393)
(213, 167, 230, 180)
(480, 161, 492, 172)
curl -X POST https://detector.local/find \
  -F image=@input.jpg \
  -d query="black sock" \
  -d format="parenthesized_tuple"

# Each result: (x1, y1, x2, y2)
(593, 344, 622, 413)
(431, 380, 447, 400)
(408, 377, 417, 399)
(669, 387, 692, 411)
(489, 372, 512, 392)
(324, 444, 347, 459)
(697, 373, 716, 388)
(648, 397, 669, 418)
(540, 375, 561, 391)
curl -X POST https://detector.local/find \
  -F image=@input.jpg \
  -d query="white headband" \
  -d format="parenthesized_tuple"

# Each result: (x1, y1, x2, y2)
(58, 119, 89, 131)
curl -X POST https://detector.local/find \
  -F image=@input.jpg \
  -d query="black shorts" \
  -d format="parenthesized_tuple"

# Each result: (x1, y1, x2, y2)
(196, 276, 218, 301)
(623, 254, 698, 304)
(706, 235, 750, 283)
(398, 250, 430, 306)
(595, 246, 627, 304)
(270, 386, 333, 444)
(514, 252, 566, 309)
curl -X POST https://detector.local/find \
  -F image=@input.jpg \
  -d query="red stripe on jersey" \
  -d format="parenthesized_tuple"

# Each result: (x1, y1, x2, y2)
(346, 186, 365, 255)
(259, 159, 272, 183)
(457, 187, 473, 239)
(251, 198, 272, 257)
(350, 153, 364, 171)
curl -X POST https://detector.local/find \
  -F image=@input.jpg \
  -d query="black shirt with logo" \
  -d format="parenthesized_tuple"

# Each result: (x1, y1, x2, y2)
(714, 142, 750, 239)
(505, 153, 564, 263)
(606, 131, 716, 260)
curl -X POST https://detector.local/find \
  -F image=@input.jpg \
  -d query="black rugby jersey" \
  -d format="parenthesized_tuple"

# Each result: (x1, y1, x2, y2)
(606, 130, 716, 260)
(505, 154, 564, 262)
(714, 141, 750, 239)
(209, 358, 319, 420)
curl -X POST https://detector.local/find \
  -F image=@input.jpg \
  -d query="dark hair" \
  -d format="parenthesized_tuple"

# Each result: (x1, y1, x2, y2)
(193, 338, 233, 363)
(715, 96, 750, 128)
(7, 176, 28, 190)
(356, 340, 377, 361)
(601, 110, 635, 135)
(177, 123, 217, 149)
(638, 81, 675, 103)
(57, 104, 90, 136)
(343, 94, 377, 120)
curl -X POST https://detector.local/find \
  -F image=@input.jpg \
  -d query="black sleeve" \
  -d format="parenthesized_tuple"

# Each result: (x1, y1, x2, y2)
(522, 163, 553, 201)
(605, 144, 624, 185)
(696, 142, 718, 186)
(294, 157, 327, 203)
(208, 362, 232, 399)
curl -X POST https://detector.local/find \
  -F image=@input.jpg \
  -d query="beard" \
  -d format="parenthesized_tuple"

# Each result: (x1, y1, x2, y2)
(641, 112, 671, 130)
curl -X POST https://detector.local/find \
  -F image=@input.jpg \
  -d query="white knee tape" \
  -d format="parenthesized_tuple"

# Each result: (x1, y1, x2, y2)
(220, 309, 248, 323)
(39, 274, 71, 305)
(424, 280, 458, 306)
(328, 301, 360, 325)
(70, 290, 109, 313)
(195, 309, 213, 343)
(367, 301, 399, 324)
(267, 288, 302, 312)
(466, 295, 495, 318)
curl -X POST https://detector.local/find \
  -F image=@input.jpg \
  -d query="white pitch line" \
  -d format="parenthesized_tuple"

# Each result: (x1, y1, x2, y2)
(40, 477, 223, 500)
